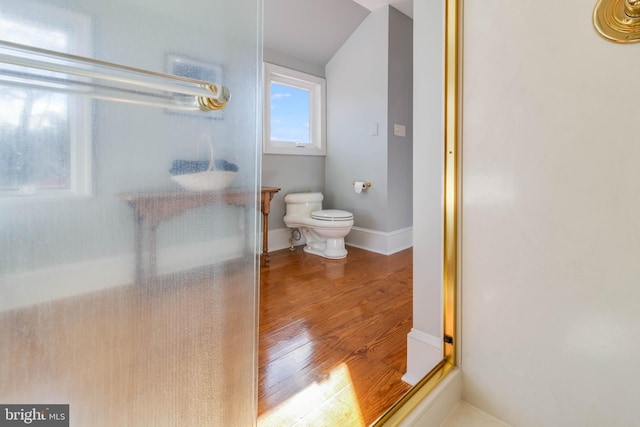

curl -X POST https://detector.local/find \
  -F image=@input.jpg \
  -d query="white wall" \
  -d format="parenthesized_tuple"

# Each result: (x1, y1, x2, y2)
(461, 1, 640, 425)
(405, 0, 445, 384)
(325, 6, 413, 237)
(325, 7, 390, 232)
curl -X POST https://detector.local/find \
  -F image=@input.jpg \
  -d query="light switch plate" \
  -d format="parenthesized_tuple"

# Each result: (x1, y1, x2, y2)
(370, 122, 379, 136)
(394, 124, 406, 137)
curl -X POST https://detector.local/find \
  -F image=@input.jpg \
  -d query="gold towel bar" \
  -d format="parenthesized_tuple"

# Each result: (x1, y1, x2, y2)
(0, 40, 230, 111)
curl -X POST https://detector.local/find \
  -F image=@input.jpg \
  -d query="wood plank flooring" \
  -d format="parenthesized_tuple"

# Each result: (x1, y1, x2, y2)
(0, 245, 413, 426)
(258, 246, 413, 426)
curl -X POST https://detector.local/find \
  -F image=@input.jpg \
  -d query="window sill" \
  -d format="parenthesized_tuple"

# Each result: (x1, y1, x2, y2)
(263, 146, 326, 156)
(0, 193, 93, 204)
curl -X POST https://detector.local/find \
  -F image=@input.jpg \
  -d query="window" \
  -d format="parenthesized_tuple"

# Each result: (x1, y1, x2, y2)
(0, 1, 91, 197)
(263, 63, 326, 156)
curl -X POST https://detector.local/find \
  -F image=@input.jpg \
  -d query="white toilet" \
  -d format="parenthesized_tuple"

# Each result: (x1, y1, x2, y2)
(283, 192, 354, 259)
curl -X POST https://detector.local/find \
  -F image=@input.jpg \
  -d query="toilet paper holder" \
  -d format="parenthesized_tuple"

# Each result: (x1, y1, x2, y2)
(352, 181, 372, 194)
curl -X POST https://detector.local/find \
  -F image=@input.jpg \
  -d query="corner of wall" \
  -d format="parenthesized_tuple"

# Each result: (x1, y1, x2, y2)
(403, 328, 443, 385)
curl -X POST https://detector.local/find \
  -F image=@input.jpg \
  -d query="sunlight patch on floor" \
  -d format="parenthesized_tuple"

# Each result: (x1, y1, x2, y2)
(258, 363, 365, 427)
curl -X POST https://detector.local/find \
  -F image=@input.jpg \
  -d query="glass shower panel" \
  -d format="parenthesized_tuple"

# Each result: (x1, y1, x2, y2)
(0, 0, 261, 425)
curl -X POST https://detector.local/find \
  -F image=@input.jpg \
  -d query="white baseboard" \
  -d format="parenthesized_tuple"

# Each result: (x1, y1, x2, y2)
(398, 368, 462, 427)
(267, 226, 413, 255)
(0, 236, 245, 312)
(346, 226, 413, 255)
(403, 328, 444, 385)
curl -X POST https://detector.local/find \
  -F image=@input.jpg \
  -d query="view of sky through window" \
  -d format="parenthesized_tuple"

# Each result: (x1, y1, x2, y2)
(270, 82, 310, 144)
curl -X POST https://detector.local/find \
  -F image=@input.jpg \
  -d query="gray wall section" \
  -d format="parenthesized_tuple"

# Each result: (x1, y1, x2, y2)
(261, 154, 325, 229)
(325, 7, 390, 232)
(262, 48, 326, 230)
(387, 7, 413, 231)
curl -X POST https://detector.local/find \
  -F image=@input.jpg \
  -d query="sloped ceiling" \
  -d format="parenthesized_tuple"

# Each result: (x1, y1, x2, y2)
(264, 0, 412, 67)
(351, 0, 413, 18)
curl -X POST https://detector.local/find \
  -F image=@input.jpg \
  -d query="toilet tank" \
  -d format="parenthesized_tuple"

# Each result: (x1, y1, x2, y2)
(284, 192, 323, 217)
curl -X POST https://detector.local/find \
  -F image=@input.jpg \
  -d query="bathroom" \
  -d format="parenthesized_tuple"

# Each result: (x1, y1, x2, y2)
(259, 2, 423, 423)
(3, 0, 638, 425)
(262, 1, 414, 259)
(0, 0, 446, 425)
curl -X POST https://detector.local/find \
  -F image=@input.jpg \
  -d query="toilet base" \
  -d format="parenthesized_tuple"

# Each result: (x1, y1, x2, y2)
(303, 238, 348, 259)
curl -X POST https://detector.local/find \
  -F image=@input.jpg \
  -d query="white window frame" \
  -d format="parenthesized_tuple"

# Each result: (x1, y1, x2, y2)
(0, 0, 92, 199)
(263, 62, 326, 156)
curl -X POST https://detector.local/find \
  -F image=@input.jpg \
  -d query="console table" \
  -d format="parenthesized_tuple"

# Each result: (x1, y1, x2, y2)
(121, 186, 280, 283)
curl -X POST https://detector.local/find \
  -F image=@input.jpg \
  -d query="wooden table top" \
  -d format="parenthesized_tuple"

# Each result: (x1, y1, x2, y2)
(120, 186, 281, 224)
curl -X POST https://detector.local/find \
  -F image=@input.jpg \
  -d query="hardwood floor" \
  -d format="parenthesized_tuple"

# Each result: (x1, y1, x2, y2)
(258, 246, 413, 426)
(0, 245, 412, 426)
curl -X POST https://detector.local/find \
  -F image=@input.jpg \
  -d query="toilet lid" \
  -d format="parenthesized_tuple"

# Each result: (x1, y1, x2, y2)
(311, 209, 354, 221)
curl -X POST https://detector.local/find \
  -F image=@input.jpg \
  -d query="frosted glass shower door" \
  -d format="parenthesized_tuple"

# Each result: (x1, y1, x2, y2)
(0, 0, 261, 425)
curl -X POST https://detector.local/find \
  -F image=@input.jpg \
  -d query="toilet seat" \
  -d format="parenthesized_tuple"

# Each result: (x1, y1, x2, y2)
(311, 209, 354, 221)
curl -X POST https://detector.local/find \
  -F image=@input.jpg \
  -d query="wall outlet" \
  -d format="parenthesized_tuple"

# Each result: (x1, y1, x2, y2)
(394, 124, 406, 137)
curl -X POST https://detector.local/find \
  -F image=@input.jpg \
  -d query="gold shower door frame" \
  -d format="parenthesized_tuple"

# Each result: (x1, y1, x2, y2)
(374, 0, 461, 424)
